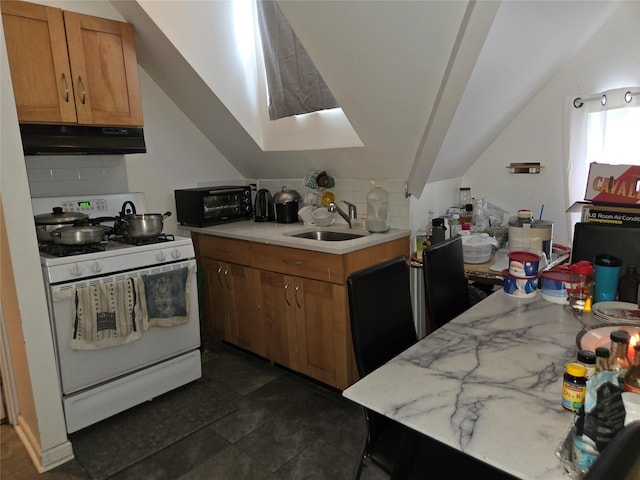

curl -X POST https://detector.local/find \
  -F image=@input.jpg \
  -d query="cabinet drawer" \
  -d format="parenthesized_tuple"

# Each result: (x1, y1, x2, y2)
(196, 235, 251, 266)
(252, 243, 345, 284)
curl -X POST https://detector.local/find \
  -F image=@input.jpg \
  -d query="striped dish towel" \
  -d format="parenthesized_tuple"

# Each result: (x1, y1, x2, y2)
(69, 278, 143, 350)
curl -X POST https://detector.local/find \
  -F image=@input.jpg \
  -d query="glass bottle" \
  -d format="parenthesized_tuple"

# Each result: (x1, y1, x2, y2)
(595, 346, 610, 374)
(577, 350, 596, 380)
(618, 264, 639, 303)
(623, 344, 640, 394)
(459, 187, 471, 208)
(609, 330, 631, 384)
(569, 261, 594, 313)
(449, 213, 461, 238)
(366, 184, 390, 233)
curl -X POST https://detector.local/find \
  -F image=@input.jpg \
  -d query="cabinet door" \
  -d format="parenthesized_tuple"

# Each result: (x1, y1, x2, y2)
(1, 0, 77, 123)
(228, 263, 265, 356)
(295, 278, 349, 388)
(199, 258, 230, 341)
(63, 11, 143, 126)
(258, 270, 298, 369)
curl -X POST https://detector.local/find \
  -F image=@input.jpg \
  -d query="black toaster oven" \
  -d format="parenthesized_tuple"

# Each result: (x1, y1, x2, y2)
(174, 186, 253, 227)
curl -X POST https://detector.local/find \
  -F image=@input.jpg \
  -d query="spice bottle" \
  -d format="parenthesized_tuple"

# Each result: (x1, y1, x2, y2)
(618, 264, 639, 303)
(609, 330, 631, 384)
(577, 350, 596, 380)
(562, 363, 587, 412)
(623, 344, 640, 394)
(595, 346, 610, 374)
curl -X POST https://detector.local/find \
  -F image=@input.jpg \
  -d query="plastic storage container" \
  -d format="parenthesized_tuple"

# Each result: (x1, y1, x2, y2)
(460, 233, 498, 264)
(367, 184, 390, 233)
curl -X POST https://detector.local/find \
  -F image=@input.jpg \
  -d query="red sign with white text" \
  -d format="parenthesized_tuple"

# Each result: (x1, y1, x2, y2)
(584, 163, 640, 205)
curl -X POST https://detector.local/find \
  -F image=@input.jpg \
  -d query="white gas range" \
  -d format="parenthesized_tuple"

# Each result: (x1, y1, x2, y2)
(32, 193, 202, 434)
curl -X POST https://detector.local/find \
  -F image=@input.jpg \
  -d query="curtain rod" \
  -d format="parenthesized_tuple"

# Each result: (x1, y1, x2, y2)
(573, 90, 640, 108)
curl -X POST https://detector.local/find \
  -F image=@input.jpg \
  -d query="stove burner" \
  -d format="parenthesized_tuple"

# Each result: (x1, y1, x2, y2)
(109, 233, 175, 245)
(39, 242, 107, 257)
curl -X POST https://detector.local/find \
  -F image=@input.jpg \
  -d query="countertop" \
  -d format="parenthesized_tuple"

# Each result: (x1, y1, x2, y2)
(179, 220, 410, 255)
(343, 291, 605, 479)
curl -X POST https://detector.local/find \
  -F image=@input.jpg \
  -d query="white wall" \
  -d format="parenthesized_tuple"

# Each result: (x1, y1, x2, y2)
(1, 20, 73, 471)
(463, 1, 640, 248)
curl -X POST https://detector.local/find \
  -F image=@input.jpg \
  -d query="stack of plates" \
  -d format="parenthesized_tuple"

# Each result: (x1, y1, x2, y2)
(592, 301, 640, 325)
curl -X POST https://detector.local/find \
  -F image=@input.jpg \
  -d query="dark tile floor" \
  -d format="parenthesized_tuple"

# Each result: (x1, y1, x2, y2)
(1, 340, 387, 480)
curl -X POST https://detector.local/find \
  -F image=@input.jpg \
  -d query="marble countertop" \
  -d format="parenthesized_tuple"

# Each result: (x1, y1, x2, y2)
(179, 220, 410, 254)
(343, 291, 606, 479)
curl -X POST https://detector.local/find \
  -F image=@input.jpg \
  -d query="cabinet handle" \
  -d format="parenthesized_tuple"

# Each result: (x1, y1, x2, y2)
(294, 284, 302, 309)
(216, 266, 224, 287)
(78, 76, 86, 104)
(216, 248, 231, 254)
(282, 260, 303, 265)
(61, 73, 69, 102)
(284, 282, 291, 306)
(223, 268, 231, 289)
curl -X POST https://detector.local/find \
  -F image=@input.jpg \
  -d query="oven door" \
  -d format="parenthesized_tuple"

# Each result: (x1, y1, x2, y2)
(47, 259, 200, 395)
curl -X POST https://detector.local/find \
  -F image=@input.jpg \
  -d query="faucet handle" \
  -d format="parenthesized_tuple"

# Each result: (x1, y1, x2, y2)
(342, 200, 357, 219)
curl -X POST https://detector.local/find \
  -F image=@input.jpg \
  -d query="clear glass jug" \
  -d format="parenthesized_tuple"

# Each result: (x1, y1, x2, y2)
(367, 184, 390, 233)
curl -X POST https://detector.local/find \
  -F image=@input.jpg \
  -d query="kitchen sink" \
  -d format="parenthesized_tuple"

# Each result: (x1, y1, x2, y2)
(286, 230, 369, 241)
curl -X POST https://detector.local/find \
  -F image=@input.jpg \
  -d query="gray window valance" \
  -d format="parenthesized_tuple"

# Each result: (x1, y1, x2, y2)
(256, 0, 339, 120)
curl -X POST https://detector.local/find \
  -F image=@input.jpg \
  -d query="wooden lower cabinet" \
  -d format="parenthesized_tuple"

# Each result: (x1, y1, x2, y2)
(193, 231, 409, 390)
(198, 256, 264, 357)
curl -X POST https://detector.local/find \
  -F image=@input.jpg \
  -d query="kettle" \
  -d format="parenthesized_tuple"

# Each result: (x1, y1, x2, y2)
(254, 189, 275, 222)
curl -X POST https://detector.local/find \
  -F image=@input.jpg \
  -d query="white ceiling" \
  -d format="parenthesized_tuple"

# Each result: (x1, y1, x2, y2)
(111, 0, 620, 198)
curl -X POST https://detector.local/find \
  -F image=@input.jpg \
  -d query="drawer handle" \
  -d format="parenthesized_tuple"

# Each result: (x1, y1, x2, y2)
(282, 260, 303, 265)
(216, 248, 231, 254)
(284, 282, 291, 306)
(61, 73, 69, 102)
(294, 284, 302, 309)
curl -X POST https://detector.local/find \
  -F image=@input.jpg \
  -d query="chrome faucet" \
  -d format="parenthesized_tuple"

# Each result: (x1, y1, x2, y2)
(328, 201, 356, 228)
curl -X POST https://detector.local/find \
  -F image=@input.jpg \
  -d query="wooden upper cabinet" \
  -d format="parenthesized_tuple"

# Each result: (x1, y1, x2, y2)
(1, 0, 143, 127)
(63, 11, 143, 126)
(1, 0, 76, 123)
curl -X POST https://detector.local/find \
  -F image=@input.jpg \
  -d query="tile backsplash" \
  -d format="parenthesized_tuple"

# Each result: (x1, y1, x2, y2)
(25, 155, 128, 197)
(258, 178, 410, 229)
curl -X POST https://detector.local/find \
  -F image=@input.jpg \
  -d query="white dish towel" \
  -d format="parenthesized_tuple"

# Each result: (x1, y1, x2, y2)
(70, 278, 143, 350)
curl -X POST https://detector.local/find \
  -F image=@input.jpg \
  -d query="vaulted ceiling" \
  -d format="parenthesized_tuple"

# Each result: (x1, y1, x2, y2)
(112, 0, 620, 198)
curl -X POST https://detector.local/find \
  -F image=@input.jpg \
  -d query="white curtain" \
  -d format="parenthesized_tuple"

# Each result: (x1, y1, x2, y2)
(563, 87, 640, 241)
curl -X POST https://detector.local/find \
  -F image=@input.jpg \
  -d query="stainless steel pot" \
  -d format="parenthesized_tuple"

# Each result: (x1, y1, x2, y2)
(50, 225, 106, 245)
(119, 212, 172, 238)
(34, 207, 89, 242)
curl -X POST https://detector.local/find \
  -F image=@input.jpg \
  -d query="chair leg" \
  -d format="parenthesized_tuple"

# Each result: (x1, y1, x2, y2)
(390, 428, 420, 480)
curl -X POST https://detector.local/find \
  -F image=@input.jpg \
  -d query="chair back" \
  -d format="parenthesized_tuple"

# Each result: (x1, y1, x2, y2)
(582, 421, 640, 480)
(572, 222, 639, 271)
(347, 256, 417, 377)
(422, 236, 471, 333)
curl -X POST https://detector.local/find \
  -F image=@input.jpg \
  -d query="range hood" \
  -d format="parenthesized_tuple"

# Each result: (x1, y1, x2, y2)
(19, 124, 146, 155)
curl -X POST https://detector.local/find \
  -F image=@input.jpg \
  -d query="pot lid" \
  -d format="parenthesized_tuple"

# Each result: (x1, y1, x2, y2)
(273, 187, 301, 204)
(35, 207, 88, 225)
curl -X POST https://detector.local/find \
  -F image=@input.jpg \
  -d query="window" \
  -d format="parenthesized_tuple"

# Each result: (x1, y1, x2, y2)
(564, 87, 640, 235)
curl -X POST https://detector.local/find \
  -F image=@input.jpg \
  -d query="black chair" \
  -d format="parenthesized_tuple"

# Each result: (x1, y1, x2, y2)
(347, 256, 418, 478)
(582, 421, 640, 480)
(422, 236, 484, 333)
